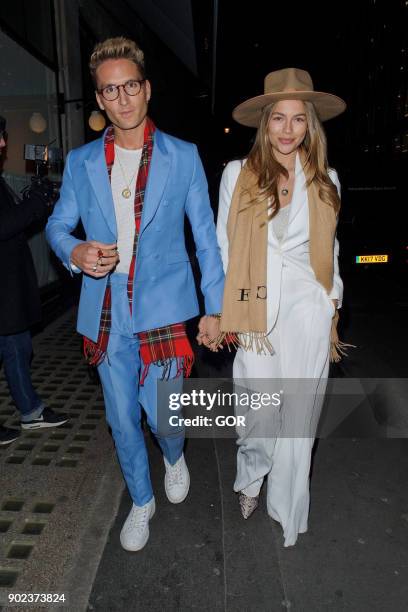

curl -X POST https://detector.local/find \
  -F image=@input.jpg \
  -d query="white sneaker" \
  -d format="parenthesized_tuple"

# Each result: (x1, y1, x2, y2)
(164, 454, 190, 503)
(120, 497, 155, 551)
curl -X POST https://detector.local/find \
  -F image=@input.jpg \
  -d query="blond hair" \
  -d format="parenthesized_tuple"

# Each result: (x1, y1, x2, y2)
(89, 37, 145, 84)
(246, 100, 340, 218)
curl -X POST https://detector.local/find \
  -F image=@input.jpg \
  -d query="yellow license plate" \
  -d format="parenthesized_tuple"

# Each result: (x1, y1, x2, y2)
(355, 254, 389, 264)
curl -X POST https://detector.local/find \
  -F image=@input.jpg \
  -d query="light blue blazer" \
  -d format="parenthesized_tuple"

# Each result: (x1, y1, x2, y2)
(46, 128, 224, 342)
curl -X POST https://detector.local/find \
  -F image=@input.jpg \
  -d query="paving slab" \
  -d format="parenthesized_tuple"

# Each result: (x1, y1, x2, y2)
(89, 437, 286, 612)
(89, 271, 408, 612)
(276, 438, 408, 611)
(0, 311, 124, 612)
(90, 436, 408, 612)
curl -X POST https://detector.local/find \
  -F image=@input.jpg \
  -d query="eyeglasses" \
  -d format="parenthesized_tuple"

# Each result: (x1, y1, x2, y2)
(97, 79, 146, 101)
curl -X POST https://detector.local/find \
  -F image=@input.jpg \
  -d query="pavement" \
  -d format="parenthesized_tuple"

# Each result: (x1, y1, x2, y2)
(0, 266, 408, 611)
(0, 311, 124, 612)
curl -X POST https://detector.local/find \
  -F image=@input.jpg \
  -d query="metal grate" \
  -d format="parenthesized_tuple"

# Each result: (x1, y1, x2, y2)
(0, 310, 117, 597)
(7, 543, 34, 560)
(1, 501, 24, 513)
(21, 520, 46, 535)
(0, 520, 12, 533)
(0, 569, 18, 587)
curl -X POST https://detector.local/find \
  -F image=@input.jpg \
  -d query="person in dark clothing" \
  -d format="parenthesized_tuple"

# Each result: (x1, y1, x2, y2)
(0, 115, 68, 445)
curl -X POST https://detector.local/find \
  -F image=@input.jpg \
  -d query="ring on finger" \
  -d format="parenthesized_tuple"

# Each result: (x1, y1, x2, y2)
(97, 256, 103, 266)
(92, 264, 97, 272)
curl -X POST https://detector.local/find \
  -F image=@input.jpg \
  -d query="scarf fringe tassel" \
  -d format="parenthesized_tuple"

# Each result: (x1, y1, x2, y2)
(217, 322, 355, 364)
(83, 337, 106, 367)
(84, 337, 194, 385)
(215, 331, 275, 355)
(139, 355, 195, 386)
(329, 313, 355, 363)
(330, 339, 355, 363)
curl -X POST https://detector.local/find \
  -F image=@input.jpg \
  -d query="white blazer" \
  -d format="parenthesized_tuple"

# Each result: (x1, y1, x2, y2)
(216, 154, 343, 332)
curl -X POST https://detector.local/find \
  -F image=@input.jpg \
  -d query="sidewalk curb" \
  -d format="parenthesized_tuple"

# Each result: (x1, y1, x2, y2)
(57, 455, 124, 612)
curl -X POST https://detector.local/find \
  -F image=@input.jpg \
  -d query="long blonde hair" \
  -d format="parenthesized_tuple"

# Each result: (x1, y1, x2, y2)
(246, 100, 340, 218)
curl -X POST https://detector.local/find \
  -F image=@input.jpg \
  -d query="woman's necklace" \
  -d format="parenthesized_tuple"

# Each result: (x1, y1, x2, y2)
(280, 166, 295, 197)
(115, 152, 138, 199)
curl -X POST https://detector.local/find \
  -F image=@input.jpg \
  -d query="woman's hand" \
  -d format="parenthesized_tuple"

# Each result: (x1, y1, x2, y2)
(196, 315, 222, 352)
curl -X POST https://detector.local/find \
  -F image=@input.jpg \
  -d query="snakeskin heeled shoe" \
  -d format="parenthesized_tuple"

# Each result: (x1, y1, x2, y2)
(238, 492, 259, 519)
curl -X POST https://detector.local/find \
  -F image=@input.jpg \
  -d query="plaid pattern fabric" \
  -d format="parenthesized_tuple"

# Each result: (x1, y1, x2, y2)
(83, 118, 194, 380)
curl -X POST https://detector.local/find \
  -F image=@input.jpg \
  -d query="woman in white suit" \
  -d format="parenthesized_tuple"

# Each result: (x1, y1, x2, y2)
(216, 68, 348, 547)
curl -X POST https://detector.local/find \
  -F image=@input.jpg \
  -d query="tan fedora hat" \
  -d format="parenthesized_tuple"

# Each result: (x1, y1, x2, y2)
(233, 67, 346, 127)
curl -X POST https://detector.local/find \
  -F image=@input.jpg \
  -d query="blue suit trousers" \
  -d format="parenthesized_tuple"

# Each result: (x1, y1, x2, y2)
(97, 274, 185, 507)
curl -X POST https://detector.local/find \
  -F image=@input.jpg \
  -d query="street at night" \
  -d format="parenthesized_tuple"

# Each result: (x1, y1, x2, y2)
(0, 1, 407, 611)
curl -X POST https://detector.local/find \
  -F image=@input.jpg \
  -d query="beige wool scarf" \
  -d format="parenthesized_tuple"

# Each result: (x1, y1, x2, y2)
(219, 160, 350, 362)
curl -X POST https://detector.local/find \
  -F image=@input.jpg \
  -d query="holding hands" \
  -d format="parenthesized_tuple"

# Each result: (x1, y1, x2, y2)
(197, 315, 223, 352)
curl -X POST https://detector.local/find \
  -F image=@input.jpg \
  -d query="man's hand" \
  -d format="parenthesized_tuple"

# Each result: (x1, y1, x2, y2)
(71, 241, 119, 277)
(196, 315, 222, 352)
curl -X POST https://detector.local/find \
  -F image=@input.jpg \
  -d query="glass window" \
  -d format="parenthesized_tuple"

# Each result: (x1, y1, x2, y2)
(0, 29, 60, 288)
(0, 0, 56, 66)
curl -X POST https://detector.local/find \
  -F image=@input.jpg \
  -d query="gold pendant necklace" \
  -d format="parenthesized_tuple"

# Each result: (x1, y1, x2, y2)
(280, 166, 295, 197)
(115, 151, 138, 199)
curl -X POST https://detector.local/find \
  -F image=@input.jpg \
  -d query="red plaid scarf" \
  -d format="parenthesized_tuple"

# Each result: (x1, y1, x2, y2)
(83, 118, 194, 383)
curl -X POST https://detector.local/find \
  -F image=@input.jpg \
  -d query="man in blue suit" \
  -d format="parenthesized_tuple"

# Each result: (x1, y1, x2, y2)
(46, 37, 224, 551)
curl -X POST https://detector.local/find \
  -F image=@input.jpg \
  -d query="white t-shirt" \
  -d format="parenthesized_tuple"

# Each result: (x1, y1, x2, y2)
(111, 145, 142, 274)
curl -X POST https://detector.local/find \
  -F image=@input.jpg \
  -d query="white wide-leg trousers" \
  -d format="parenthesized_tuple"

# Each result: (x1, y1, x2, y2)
(233, 272, 334, 546)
